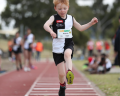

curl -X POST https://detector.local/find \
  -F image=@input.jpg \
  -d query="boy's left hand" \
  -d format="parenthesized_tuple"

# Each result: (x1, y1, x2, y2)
(91, 17, 98, 25)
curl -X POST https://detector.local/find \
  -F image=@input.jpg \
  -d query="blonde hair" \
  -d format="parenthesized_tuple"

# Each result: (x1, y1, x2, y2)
(53, 0, 69, 7)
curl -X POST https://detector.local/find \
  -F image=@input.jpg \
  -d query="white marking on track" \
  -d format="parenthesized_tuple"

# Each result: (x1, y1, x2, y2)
(36, 83, 91, 85)
(33, 88, 93, 90)
(25, 63, 101, 96)
(24, 64, 51, 96)
(29, 93, 99, 96)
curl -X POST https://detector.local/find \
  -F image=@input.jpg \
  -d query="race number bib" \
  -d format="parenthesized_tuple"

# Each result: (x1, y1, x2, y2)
(57, 29, 72, 38)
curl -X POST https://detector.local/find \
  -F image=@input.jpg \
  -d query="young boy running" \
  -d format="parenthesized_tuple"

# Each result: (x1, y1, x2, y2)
(43, 0, 98, 95)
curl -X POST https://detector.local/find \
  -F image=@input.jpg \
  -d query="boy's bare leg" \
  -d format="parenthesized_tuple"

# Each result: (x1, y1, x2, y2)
(64, 49, 72, 70)
(57, 61, 66, 84)
(64, 49, 74, 84)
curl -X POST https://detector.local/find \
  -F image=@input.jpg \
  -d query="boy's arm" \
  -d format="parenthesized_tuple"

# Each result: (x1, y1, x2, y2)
(73, 17, 98, 32)
(43, 16, 56, 39)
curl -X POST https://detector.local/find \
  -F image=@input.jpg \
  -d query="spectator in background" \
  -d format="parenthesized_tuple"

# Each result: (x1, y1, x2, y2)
(88, 54, 101, 73)
(0, 48, 2, 71)
(104, 41, 110, 55)
(35, 40, 43, 61)
(23, 28, 35, 72)
(114, 16, 120, 66)
(12, 32, 23, 71)
(88, 54, 97, 64)
(97, 57, 106, 74)
(96, 40, 103, 54)
(114, 16, 120, 79)
(8, 39, 13, 61)
(87, 39, 94, 56)
(90, 53, 112, 74)
(83, 53, 98, 71)
(101, 53, 112, 73)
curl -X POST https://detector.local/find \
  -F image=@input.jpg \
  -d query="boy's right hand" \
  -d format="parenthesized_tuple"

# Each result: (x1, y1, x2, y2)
(50, 32, 56, 39)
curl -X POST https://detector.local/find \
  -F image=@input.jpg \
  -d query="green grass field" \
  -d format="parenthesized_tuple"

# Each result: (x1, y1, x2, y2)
(0, 39, 8, 51)
(73, 60, 120, 96)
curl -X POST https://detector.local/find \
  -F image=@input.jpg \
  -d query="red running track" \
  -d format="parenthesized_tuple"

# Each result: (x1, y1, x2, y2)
(0, 61, 102, 96)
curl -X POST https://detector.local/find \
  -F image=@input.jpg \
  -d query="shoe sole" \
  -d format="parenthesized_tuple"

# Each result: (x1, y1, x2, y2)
(66, 71, 74, 84)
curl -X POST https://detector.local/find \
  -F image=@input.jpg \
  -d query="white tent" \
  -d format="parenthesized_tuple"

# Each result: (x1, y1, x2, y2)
(0, 28, 19, 36)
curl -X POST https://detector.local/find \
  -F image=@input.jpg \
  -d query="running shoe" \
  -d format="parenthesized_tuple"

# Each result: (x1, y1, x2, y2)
(58, 85, 66, 96)
(24, 67, 31, 72)
(24, 67, 28, 72)
(66, 70, 74, 84)
(31, 65, 37, 69)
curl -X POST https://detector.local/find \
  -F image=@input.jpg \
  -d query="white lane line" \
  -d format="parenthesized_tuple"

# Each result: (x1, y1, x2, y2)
(31, 90, 96, 92)
(36, 83, 91, 85)
(30, 93, 99, 95)
(33, 88, 93, 90)
(24, 64, 51, 96)
(37, 81, 87, 83)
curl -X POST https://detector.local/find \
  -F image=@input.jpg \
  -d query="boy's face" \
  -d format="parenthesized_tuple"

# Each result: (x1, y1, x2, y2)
(54, 3, 69, 18)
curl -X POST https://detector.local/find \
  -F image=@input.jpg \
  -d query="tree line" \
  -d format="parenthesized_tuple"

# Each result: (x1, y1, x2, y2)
(1, 0, 120, 47)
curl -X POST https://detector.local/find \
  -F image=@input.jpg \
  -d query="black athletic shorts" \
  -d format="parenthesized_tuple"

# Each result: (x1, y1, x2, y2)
(24, 43, 32, 52)
(25, 48, 32, 52)
(106, 68, 111, 72)
(13, 47, 22, 54)
(53, 44, 74, 66)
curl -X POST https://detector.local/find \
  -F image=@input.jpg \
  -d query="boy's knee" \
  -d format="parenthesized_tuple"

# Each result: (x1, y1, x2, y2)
(64, 52, 71, 58)
(59, 73, 65, 78)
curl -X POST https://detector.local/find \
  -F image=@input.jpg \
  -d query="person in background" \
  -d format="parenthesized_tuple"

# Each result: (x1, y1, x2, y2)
(8, 39, 13, 61)
(104, 41, 110, 55)
(83, 53, 97, 71)
(23, 28, 35, 71)
(12, 32, 23, 71)
(0, 48, 2, 71)
(87, 39, 94, 56)
(114, 16, 120, 79)
(35, 40, 43, 61)
(88, 54, 101, 73)
(101, 53, 112, 73)
(96, 40, 103, 54)
(97, 57, 106, 74)
(88, 53, 97, 65)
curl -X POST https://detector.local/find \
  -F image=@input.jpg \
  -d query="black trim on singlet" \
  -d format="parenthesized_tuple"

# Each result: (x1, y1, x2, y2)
(52, 14, 66, 38)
